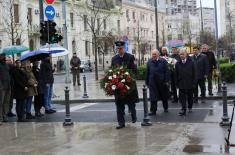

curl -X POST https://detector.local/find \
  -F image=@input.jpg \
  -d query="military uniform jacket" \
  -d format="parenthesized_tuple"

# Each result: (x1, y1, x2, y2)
(111, 53, 139, 104)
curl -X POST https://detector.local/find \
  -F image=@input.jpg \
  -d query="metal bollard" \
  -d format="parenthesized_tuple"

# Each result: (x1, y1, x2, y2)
(141, 85, 152, 126)
(63, 87, 74, 126)
(220, 82, 230, 126)
(82, 75, 89, 98)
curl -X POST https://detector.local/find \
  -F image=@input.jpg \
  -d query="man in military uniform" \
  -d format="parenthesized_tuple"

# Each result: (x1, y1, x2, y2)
(70, 53, 81, 86)
(111, 41, 139, 129)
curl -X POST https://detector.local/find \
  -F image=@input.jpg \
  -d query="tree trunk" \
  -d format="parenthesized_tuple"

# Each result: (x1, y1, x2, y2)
(94, 36, 99, 80)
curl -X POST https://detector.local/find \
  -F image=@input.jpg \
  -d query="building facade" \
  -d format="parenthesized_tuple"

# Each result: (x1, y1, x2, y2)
(121, 0, 166, 63)
(165, 0, 199, 45)
(0, 0, 121, 67)
(220, 0, 235, 37)
(196, 7, 215, 34)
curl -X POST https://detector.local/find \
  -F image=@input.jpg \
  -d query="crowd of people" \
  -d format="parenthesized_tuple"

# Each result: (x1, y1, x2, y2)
(146, 44, 216, 116)
(112, 41, 216, 129)
(0, 54, 56, 125)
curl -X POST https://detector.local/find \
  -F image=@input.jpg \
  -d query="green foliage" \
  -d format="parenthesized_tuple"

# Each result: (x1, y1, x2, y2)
(220, 63, 235, 83)
(135, 65, 147, 80)
(219, 57, 230, 64)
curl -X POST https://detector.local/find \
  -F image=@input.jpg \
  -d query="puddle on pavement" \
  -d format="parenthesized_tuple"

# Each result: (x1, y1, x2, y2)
(183, 144, 235, 153)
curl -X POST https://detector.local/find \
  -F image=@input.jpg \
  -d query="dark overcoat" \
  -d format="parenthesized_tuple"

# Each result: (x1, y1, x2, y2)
(145, 58, 170, 102)
(12, 67, 29, 100)
(111, 53, 139, 104)
(191, 53, 209, 80)
(0, 61, 10, 90)
(175, 58, 195, 90)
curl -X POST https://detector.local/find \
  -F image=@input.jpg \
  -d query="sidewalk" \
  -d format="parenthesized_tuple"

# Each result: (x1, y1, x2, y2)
(52, 75, 235, 103)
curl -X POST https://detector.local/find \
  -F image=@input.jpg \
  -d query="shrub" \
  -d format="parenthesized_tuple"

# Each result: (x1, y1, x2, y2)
(135, 65, 147, 80)
(220, 63, 235, 83)
(219, 57, 230, 64)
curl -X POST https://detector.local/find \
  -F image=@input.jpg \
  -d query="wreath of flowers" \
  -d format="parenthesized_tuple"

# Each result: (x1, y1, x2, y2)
(100, 66, 136, 98)
(162, 56, 177, 70)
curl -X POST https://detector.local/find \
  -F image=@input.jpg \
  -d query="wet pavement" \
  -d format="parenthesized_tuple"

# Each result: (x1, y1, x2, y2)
(1, 100, 235, 154)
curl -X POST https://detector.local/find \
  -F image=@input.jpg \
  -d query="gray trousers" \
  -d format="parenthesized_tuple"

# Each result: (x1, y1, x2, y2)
(0, 89, 10, 120)
(72, 69, 80, 85)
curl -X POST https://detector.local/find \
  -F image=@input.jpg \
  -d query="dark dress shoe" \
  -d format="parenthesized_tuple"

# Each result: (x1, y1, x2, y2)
(194, 99, 198, 104)
(49, 109, 56, 113)
(78, 83, 81, 86)
(209, 93, 213, 96)
(148, 111, 156, 116)
(2, 117, 8, 122)
(26, 113, 35, 119)
(7, 112, 16, 117)
(45, 110, 54, 114)
(132, 117, 137, 123)
(188, 109, 192, 113)
(35, 112, 44, 117)
(178, 110, 186, 116)
(116, 124, 125, 129)
(172, 100, 178, 103)
(164, 109, 168, 113)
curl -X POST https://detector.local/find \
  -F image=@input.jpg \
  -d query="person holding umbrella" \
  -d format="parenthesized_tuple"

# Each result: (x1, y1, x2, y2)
(12, 60, 29, 122)
(40, 55, 56, 114)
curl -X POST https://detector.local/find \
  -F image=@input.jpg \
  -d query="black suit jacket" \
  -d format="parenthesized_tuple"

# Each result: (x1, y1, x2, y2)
(175, 58, 195, 90)
(191, 53, 209, 80)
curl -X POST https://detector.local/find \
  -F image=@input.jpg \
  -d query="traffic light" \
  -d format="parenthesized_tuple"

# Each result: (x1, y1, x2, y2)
(40, 20, 63, 44)
(48, 20, 57, 43)
(40, 21, 48, 43)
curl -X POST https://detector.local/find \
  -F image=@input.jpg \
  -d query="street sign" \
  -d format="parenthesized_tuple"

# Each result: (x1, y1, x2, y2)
(45, 5, 55, 20)
(45, 0, 55, 4)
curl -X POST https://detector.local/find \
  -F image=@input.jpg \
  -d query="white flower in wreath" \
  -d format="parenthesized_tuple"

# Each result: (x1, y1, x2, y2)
(105, 83, 108, 88)
(125, 72, 129, 75)
(112, 85, 116, 90)
(108, 76, 112, 80)
(113, 74, 117, 78)
(108, 70, 113, 73)
(121, 79, 125, 83)
(126, 85, 130, 90)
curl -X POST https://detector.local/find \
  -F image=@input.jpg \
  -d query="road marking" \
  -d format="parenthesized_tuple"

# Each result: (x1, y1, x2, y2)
(69, 107, 215, 113)
(57, 103, 97, 112)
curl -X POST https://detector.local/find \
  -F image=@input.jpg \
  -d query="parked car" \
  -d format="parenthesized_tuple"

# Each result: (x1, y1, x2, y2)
(80, 60, 94, 73)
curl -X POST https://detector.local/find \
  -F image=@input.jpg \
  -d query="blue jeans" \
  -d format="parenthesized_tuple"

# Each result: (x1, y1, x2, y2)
(43, 83, 53, 110)
(25, 96, 33, 113)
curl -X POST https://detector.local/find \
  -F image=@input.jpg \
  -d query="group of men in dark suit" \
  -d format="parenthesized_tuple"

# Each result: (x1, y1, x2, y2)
(111, 41, 216, 128)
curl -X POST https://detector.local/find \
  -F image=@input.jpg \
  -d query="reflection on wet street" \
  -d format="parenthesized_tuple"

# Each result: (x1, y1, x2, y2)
(0, 123, 192, 155)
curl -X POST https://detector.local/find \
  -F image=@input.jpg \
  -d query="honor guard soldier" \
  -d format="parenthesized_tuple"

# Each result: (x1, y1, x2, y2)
(111, 41, 139, 129)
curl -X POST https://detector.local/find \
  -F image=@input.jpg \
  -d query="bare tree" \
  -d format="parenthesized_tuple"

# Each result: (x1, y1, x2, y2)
(0, 0, 27, 45)
(226, 10, 235, 43)
(72, 0, 120, 80)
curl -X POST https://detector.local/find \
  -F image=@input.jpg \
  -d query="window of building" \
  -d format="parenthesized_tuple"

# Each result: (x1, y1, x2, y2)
(178, 34, 182, 40)
(27, 8, 32, 25)
(0, 40, 2, 49)
(72, 40, 76, 53)
(152, 31, 154, 38)
(84, 15, 88, 30)
(70, 13, 74, 28)
(14, 4, 19, 23)
(117, 20, 120, 32)
(103, 19, 106, 30)
(97, 19, 100, 30)
(126, 10, 129, 19)
(127, 27, 130, 35)
(29, 39, 34, 51)
(132, 11, 135, 20)
(16, 38, 21, 45)
(85, 40, 89, 56)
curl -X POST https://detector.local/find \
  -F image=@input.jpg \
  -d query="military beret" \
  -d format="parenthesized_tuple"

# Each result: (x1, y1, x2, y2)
(115, 41, 125, 47)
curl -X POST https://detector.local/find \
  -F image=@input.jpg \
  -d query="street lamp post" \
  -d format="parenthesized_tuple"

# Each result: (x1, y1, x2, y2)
(154, 0, 159, 50)
(200, 0, 204, 43)
(62, 0, 71, 83)
(214, 0, 222, 93)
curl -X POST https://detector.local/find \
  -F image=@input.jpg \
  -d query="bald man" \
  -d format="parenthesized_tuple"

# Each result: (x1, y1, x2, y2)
(175, 48, 195, 116)
(145, 49, 170, 115)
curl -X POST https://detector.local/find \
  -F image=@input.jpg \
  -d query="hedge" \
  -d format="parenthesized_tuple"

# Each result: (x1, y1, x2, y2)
(220, 63, 235, 83)
(219, 57, 230, 64)
(136, 65, 147, 80)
